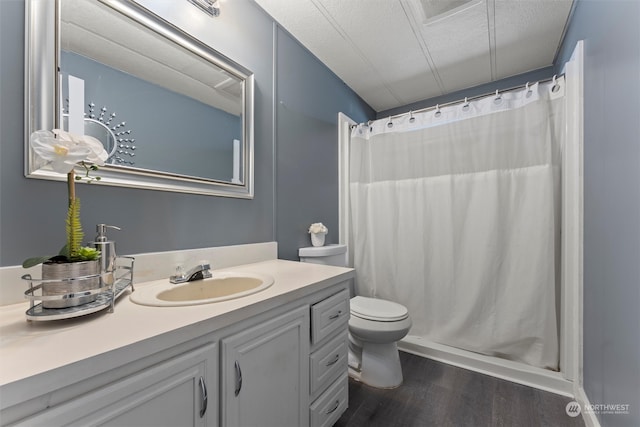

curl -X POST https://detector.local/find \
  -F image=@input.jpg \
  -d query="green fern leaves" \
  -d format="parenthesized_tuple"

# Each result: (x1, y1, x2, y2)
(21, 197, 100, 267)
(66, 198, 84, 261)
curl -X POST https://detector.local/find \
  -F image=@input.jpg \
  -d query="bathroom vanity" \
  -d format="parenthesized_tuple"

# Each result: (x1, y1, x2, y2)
(0, 259, 353, 427)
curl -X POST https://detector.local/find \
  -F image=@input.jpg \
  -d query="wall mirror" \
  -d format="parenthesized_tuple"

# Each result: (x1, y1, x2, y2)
(25, 0, 255, 198)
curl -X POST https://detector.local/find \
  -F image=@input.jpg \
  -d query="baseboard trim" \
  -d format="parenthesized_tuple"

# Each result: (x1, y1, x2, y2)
(398, 336, 574, 397)
(575, 386, 601, 427)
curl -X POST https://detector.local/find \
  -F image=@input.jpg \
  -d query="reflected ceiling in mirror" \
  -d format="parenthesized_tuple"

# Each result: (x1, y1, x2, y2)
(25, 0, 254, 198)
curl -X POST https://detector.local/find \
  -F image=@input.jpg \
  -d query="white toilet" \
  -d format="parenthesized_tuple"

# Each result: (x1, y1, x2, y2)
(299, 244, 412, 389)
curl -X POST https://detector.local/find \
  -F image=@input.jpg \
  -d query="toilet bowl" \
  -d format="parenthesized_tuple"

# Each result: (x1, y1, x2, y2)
(348, 296, 411, 388)
(298, 244, 412, 389)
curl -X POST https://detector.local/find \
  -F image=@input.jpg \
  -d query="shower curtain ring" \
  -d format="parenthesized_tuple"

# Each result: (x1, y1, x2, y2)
(387, 116, 393, 128)
(435, 104, 441, 117)
(494, 89, 503, 105)
(551, 74, 561, 93)
(525, 82, 533, 98)
(462, 97, 470, 111)
(409, 110, 415, 123)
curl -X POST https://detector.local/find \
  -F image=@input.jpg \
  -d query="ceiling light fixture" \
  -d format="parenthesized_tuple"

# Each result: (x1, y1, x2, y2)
(188, 0, 220, 17)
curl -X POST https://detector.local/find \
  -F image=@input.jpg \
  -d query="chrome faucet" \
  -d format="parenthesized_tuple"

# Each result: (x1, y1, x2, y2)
(170, 262, 213, 284)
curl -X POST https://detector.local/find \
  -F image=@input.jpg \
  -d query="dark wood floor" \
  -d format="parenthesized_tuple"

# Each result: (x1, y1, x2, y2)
(336, 351, 585, 427)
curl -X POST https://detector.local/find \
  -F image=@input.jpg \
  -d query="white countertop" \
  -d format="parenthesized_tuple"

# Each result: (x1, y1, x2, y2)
(0, 259, 354, 408)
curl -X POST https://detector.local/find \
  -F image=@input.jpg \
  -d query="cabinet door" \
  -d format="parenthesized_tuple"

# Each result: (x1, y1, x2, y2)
(14, 343, 217, 427)
(221, 306, 309, 427)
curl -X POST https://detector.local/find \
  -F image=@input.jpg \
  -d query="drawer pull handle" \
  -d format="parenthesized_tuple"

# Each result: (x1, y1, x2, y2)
(326, 400, 340, 414)
(328, 310, 342, 320)
(326, 354, 340, 366)
(234, 360, 243, 396)
(199, 376, 208, 418)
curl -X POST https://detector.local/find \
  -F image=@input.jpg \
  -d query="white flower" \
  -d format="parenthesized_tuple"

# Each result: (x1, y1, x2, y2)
(52, 129, 108, 166)
(308, 222, 328, 234)
(30, 129, 108, 174)
(31, 130, 90, 173)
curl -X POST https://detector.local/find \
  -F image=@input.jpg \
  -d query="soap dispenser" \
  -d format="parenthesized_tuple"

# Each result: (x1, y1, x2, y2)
(90, 224, 121, 285)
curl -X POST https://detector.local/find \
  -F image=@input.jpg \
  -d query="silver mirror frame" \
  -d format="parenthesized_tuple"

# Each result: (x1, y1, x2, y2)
(25, 0, 255, 198)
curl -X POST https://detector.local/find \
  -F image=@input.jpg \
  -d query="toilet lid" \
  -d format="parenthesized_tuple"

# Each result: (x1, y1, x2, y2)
(350, 296, 409, 322)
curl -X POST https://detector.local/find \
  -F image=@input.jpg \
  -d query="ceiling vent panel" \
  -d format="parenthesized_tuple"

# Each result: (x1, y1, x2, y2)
(417, 0, 483, 25)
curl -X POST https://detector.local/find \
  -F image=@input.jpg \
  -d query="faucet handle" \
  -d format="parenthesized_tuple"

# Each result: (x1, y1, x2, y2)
(174, 265, 186, 278)
(169, 265, 186, 283)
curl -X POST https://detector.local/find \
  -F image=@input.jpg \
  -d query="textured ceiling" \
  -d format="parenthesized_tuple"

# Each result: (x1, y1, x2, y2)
(254, 0, 574, 112)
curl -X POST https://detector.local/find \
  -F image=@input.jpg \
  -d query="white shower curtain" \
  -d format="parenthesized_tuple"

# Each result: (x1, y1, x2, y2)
(349, 79, 565, 370)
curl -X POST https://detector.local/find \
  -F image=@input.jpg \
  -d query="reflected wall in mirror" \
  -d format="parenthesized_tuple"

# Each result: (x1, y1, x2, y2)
(25, 0, 254, 198)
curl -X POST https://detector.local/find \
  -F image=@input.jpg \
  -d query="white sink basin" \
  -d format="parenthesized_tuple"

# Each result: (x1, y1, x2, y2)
(130, 272, 274, 307)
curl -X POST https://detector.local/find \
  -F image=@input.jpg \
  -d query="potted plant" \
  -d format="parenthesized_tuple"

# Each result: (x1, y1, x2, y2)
(23, 129, 108, 308)
(308, 222, 328, 247)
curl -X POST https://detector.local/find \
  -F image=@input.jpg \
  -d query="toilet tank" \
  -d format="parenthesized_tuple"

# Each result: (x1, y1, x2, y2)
(298, 244, 348, 267)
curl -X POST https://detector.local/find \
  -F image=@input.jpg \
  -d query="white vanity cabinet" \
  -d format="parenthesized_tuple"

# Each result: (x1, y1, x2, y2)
(1, 263, 354, 427)
(218, 286, 350, 427)
(309, 289, 350, 427)
(220, 306, 310, 427)
(10, 342, 218, 427)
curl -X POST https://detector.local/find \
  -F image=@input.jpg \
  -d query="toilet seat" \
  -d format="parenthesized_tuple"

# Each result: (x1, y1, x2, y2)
(350, 296, 409, 322)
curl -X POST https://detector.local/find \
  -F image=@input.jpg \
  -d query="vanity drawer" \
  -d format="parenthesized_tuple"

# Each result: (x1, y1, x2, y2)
(310, 331, 348, 398)
(311, 289, 349, 345)
(310, 374, 348, 427)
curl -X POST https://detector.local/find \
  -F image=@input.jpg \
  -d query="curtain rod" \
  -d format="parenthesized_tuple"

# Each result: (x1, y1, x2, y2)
(362, 73, 566, 126)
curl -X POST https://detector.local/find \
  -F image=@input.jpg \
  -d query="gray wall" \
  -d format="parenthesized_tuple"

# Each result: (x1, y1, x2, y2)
(0, 0, 373, 266)
(275, 27, 374, 260)
(555, 1, 640, 426)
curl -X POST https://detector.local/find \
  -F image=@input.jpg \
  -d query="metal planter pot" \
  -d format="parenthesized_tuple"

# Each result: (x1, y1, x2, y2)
(41, 260, 101, 309)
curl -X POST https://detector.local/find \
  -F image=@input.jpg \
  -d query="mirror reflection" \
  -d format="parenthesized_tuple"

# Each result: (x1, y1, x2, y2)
(25, 0, 255, 197)
(60, 0, 244, 183)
